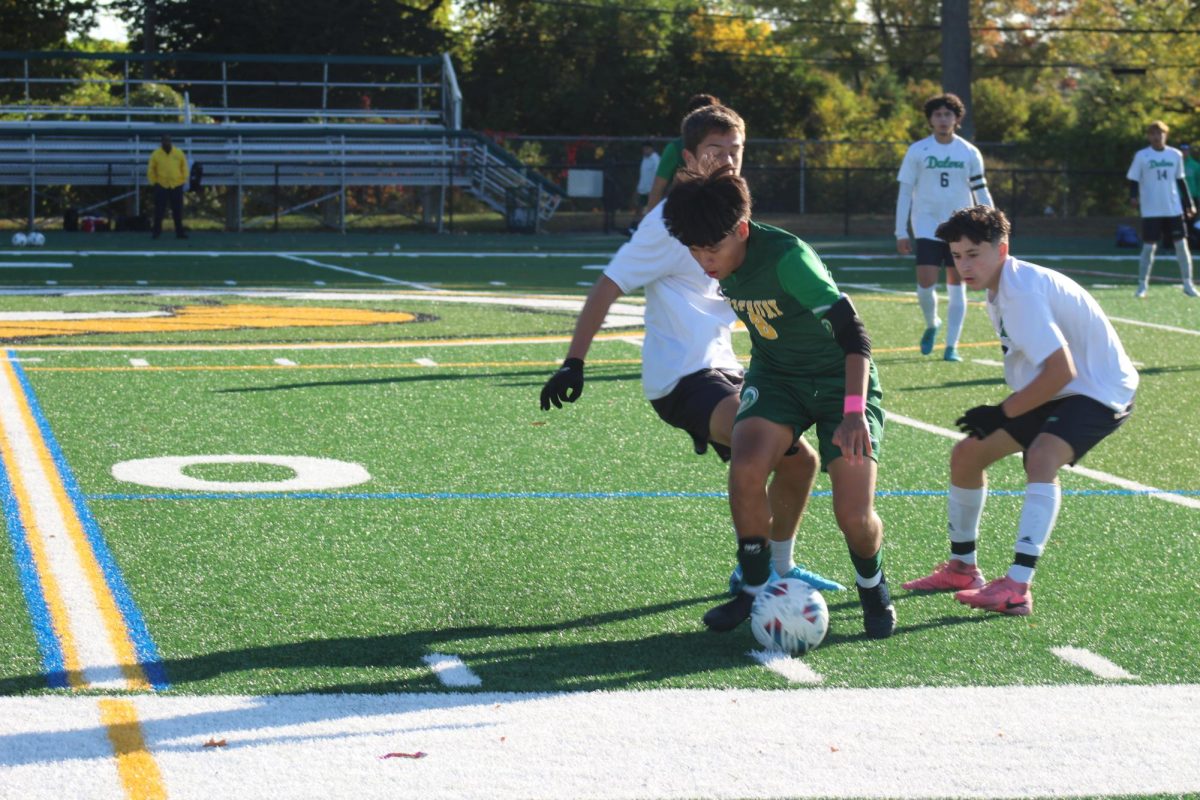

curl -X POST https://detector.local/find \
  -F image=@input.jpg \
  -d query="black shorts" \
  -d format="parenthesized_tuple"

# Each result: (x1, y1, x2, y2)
(915, 238, 955, 269)
(1001, 395, 1134, 465)
(650, 368, 742, 460)
(1141, 216, 1185, 245)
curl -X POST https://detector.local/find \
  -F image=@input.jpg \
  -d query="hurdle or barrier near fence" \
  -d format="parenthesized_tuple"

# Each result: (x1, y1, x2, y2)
(0, 51, 562, 232)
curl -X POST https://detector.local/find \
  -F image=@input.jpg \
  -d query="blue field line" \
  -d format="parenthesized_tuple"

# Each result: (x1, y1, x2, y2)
(0, 448, 69, 689)
(86, 487, 1200, 502)
(9, 352, 170, 690)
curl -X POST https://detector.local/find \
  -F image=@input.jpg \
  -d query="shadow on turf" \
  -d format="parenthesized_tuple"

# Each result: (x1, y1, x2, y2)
(214, 370, 640, 393)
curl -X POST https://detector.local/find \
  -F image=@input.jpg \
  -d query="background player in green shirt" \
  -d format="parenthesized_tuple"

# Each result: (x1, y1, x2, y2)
(663, 163, 896, 639)
(642, 94, 720, 216)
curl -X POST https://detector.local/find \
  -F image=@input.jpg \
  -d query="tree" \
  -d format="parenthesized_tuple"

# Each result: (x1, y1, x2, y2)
(0, 0, 97, 102)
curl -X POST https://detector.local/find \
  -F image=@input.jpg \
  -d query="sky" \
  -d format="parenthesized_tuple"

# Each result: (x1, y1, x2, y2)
(89, 9, 128, 42)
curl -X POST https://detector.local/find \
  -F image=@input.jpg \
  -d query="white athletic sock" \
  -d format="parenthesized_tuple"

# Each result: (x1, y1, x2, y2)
(1176, 239, 1194, 284)
(948, 484, 986, 565)
(945, 283, 967, 349)
(770, 537, 796, 576)
(1007, 482, 1061, 585)
(1138, 244, 1156, 288)
(916, 285, 939, 328)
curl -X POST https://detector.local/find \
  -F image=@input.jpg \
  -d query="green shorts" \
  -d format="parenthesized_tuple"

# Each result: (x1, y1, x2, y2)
(734, 365, 885, 470)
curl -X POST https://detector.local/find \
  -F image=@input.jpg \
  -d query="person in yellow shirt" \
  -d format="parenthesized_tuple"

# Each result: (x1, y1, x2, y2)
(147, 134, 189, 239)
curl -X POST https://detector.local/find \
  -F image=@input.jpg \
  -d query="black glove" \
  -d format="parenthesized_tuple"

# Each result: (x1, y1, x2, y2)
(540, 357, 584, 410)
(955, 404, 1007, 439)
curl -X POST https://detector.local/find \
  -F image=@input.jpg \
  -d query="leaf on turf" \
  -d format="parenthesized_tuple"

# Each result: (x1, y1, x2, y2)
(380, 751, 427, 760)
(203, 738, 227, 748)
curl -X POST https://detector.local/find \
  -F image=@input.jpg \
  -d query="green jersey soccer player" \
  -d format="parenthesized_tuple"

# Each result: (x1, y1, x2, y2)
(663, 163, 895, 639)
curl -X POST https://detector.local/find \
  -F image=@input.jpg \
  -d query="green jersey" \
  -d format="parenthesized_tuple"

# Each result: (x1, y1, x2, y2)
(719, 222, 848, 378)
(656, 138, 683, 181)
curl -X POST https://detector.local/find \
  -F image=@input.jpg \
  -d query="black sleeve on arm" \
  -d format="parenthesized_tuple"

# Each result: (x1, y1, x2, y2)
(1178, 178, 1194, 211)
(1128, 180, 1139, 201)
(822, 295, 872, 358)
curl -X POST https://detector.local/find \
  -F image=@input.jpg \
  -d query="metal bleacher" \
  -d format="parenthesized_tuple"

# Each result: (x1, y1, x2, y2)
(0, 51, 562, 231)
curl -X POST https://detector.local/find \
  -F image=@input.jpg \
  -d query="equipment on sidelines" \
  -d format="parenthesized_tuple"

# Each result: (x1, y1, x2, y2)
(11, 232, 27, 247)
(28, 232, 45, 247)
(749, 578, 828, 655)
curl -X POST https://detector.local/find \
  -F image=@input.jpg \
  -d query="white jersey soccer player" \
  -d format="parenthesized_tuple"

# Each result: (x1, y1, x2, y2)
(904, 206, 1137, 618)
(1126, 120, 1197, 298)
(895, 94, 993, 363)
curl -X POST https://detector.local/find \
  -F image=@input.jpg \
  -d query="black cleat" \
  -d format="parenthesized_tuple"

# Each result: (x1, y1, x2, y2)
(703, 591, 755, 632)
(858, 578, 897, 639)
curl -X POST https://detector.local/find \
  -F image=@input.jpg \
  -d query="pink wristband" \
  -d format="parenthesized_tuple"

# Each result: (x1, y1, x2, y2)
(843, 395, 866, 414)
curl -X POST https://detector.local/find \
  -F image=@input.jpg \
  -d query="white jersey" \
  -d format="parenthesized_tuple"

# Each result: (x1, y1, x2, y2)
(986, 256, 1138, 412)
(637, 152, 660, 195)
(603, 202, 741, 400)
(1126, 146, 1186, 218)
(896, 135, 989, 239)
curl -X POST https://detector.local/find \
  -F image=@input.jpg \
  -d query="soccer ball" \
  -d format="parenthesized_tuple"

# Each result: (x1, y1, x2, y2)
(28, 232, 44, 246)
(11, 232, 27, 247)
(750, 578, 829, 655)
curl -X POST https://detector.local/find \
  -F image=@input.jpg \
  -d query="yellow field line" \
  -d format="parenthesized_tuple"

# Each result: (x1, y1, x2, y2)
(99, 699, 168, 800)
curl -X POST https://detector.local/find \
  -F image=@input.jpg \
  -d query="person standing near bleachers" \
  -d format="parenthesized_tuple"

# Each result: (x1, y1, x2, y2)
(1127, 121, 1195, 298)
(147, 134, 189, 240)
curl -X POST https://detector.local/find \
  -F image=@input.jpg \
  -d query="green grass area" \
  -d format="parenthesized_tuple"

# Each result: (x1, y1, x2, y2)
(0, 234, 1194, 709)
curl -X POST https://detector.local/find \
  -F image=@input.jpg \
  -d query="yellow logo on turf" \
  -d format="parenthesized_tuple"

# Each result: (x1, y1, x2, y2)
(0, 304, 418, 340)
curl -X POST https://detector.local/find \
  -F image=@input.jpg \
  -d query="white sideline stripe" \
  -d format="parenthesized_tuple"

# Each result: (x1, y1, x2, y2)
(618, 336, 644, 347)
(421, 653, 482, 687)
(488, 281, 507, 286)
(1052, 647, 1139, 680)
(888, 412, 1200, 510)
(0, 262, 72, 268)
(128, 358, 149, 368)
(1110, 316, 1200, 336)
(413, 357, 438, 367)
(223, 280, 237, 286)
(0, 250, 623, 258)
(2, 686, 1198, 799)
(581, 264, 607, 270)
(0, 365, 129, 690)
(280, 254, 434, 289)
(971, 358, 1004, 367)
(835, 266, 905, 272)
(273, 358, 297, 367)
(747, 649, 823, 684)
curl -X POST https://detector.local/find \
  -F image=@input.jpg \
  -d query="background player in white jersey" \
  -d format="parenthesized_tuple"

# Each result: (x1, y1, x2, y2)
(903, 206, 1138, 616)
(540, 104, 842, 594)
(1126, 120, 1197, 298)
(895, 93, 993, 362)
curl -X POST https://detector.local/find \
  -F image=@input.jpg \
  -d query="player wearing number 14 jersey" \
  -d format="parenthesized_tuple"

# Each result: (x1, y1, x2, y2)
(896, 93, 993, 362)
(1126, 119, 1197, 298)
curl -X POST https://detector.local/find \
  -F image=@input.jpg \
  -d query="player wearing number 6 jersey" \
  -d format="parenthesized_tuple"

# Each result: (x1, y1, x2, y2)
(896, 93, 993, 362)
(1126, 120, 1197, 298)
(664, 163, 895, 640)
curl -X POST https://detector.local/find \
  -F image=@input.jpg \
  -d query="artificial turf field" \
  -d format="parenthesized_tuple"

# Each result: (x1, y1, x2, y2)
(0, 231, 1195, 799)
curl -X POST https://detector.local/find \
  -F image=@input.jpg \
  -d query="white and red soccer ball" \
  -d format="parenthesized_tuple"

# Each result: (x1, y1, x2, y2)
(750, 578, 829, 655)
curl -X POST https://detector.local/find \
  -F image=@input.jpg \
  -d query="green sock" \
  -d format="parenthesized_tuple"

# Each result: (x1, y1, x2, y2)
(849, 546, 883, 588)
(737, 537, 771, 591)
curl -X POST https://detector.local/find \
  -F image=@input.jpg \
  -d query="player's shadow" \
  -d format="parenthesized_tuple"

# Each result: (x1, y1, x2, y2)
(898, 376, 1007, 391)
(820, 592, 994, 646)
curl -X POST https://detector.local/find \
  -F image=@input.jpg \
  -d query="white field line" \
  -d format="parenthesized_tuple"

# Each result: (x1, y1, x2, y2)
(0, 262, 72, 268)
(421, 653, 482, 688)
(747, 649, 823, 684)
(971, 358, 1004, 367)
(279, 254, 434, 288)
(2, 686, 1198, 799)
(128, 358, 150, 368)
(887, 412, 1200, 510)
(1051, 647, 1139, 681)
(413, 358, 438, 367)
(273, 358, 297, 367)
(0, 364, 128, 689)
(1109, 316, 1200, 336)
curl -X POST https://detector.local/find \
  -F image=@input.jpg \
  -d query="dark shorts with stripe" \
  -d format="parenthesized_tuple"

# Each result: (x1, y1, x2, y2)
(915, 237, 955, 269)
(1002, 394, 1134, 465)
(650, 368, 743, 460)
(1141, 216, 1185, 245)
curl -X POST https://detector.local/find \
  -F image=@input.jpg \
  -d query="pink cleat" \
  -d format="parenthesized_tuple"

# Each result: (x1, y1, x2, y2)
(902, 560, 985, 591)
(955, 576, 1033, 616)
